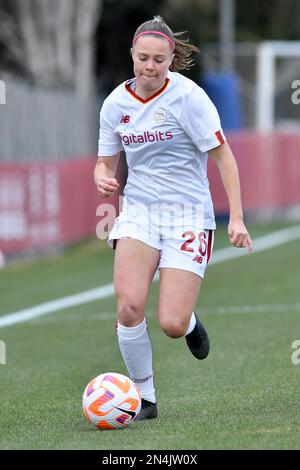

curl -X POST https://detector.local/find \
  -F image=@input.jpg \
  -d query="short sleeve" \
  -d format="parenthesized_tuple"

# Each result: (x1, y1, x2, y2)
(181, 86, 226, 153)
(98, 98, 123, 157)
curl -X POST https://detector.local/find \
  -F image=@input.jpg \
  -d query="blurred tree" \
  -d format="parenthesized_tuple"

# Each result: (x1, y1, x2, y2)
(236, 0, 300, 41)
(161, 0, 300, 42)
(0, 0, 102, 94)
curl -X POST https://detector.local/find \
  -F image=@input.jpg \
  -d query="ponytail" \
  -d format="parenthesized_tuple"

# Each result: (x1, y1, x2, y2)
(132, 16, 199, 72)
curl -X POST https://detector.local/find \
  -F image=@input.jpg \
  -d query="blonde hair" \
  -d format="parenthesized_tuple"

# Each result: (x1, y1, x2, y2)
(132, 16, 199, 72)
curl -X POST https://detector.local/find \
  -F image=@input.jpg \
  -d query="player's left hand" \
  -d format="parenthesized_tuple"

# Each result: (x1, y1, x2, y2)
(228, 219, 253, 254)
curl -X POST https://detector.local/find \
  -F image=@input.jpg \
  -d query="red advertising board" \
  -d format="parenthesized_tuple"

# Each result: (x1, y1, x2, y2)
(208, 131, 300, 212)
(0, 158, 120, 254)
(1, 132, 299, 254)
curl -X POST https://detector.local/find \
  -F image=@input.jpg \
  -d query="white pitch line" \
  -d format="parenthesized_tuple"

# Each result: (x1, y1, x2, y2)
(203, 303, 300, 315)
(29, 303, 300, 324)
(0, 285, 114, 328)
(1, 224, 300, 328)
(209, 223, 300, 264)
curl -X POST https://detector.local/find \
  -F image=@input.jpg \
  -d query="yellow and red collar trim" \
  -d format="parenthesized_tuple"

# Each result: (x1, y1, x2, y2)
(125, 78, 170, 104)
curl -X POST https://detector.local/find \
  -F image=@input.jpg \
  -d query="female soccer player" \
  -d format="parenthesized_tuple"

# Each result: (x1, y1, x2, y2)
(94, 16, 252, 420)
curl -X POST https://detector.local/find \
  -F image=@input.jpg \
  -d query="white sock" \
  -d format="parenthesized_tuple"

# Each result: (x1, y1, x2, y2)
(116, 318, 156, 404)
(184, 312, 196, 336)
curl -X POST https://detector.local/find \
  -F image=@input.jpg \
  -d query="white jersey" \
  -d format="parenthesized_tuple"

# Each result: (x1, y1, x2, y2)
(98, 71, 226, 230)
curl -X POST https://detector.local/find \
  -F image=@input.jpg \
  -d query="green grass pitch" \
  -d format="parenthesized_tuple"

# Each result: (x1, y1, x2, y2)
(0, 222, 299, 450)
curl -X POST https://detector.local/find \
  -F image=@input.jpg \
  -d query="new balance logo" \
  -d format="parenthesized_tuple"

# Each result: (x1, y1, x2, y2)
(120, 115, 130, 124)
(193, 255, 203, 264)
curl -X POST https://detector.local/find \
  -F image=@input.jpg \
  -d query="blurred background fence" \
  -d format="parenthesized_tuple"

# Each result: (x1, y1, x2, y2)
(0, 77, 100, 162)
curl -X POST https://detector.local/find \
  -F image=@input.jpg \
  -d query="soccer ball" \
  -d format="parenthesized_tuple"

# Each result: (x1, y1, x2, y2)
(82, 372, 141, 430)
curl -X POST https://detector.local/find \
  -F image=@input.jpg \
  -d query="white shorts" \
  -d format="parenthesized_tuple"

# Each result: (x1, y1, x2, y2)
(108, 214, 214, 278)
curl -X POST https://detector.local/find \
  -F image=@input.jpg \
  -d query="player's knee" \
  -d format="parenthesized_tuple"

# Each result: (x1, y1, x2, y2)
(117, 297, 144, 327)
(159, 317, 187, 339)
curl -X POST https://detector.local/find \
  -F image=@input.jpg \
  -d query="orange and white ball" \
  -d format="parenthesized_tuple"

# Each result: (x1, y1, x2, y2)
(82, 372, 141, 430)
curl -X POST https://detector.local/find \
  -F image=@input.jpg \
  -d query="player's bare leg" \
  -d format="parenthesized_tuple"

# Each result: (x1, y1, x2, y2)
(114, 238, 159, 326)
(158, 268, 210, 359)
(114, 238, 160, 419)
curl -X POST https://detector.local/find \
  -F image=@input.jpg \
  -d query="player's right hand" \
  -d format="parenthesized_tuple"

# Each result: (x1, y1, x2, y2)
(95, 176, 119, 198)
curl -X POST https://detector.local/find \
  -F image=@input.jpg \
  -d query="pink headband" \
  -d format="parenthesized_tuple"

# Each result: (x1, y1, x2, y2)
(132, 31, 175, 52)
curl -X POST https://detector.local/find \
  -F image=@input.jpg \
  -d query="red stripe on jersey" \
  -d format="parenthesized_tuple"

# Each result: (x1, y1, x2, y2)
(215, 130, 225, 145)
(125, 78, 170, 104)
(207, 230, 213, 264)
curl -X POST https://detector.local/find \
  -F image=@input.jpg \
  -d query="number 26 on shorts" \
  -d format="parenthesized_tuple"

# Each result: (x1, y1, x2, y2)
(180, 230, 213, 265)
(180, 230, 207, 254)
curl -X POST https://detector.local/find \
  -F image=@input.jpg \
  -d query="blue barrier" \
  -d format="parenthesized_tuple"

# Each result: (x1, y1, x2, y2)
(201, 72, 243, 130)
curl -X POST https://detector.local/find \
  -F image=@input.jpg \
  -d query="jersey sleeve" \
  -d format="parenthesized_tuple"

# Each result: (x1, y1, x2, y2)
(181, 86, 226, 153)
(98, 98, 123, 157)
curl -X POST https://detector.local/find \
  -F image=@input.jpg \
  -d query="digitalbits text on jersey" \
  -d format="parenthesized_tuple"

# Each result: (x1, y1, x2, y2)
(121, 130, 173, 146)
